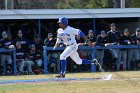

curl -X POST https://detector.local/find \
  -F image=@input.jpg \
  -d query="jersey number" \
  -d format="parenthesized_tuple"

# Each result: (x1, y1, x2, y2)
(67, 37, 71, 41)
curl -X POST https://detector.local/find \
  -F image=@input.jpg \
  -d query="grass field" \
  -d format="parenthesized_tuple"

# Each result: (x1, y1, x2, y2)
(0, 71, 140, 93)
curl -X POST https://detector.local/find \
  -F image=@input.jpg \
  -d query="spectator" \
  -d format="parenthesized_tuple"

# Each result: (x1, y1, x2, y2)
(83, 30, 96, 59)
(44, 33, 60, 73)
(13, 30, 28, 52)
(28, 44, 43, 73)
(16, 42, 31, 74)
(87, 30, 96, 43)
(106, 23, 121, 70)
(118, 29, 131, 71)
(76, 35, 84, 58)
(76, 35, 84, 43)
(32, 34, 43, 52)
(128, 28, 140, 70)
(0, 31, 13, 75)
(96, 31, 109, 68)
(44, 33, 56, 46)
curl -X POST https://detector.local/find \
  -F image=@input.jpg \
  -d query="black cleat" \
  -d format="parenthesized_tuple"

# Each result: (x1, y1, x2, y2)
(55, 74, 65, 78)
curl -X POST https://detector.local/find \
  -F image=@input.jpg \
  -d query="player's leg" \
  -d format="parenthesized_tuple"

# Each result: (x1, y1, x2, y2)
(70, 50, 94, 65)
(56, 46, 76, 77)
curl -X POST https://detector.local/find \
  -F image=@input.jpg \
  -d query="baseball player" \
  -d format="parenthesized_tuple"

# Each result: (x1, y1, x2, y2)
(53, 17, 97, 78)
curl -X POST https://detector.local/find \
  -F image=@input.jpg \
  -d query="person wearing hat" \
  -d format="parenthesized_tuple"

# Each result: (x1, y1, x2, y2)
(15, 42, 31, 74)
(44, 33, 61, 73)
(32, 34, 43, 52)
(118, 29, 131, 71)
(96, 31, 109, 69)
(26, 44, 42, 74)
(127, 28, 140, 70)
(82, 30, 96, 59)
(13, 30, 28, 52)
(0, 31, 13, 75)
(44, 33, 55, 46)
(106, 23, 121, 71)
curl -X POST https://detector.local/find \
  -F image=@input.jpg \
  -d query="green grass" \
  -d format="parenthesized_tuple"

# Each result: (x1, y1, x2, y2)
(0, 71, 140, 93)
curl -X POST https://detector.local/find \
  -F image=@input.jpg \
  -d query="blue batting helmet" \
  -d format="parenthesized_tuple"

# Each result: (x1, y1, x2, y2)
(57, 17, 68, 26)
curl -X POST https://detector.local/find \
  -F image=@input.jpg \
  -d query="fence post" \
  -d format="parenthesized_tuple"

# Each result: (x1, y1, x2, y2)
(43, 46, 48, 74)
(13, 48, 17, 75)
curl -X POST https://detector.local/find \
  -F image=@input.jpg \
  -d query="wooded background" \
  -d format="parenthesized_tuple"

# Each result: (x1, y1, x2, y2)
(0, 0, 140, 9)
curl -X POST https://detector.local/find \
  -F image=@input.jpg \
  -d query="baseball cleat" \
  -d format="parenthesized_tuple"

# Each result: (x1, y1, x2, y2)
(92, 58, 104, 72)
(55, 74, 65, 78)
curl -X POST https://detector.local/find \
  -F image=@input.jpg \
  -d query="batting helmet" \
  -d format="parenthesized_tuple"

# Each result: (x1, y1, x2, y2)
(57, 17, 68, 26)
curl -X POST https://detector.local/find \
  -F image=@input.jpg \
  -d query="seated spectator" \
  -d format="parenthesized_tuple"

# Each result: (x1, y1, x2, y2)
(118, 29, 131, 71)
(0, 31, 14, 75)
(96, 31, 109, 69)
(16, 42, 31, 74)
(13, 30, 29, 52)
(28, 44, 43, 74)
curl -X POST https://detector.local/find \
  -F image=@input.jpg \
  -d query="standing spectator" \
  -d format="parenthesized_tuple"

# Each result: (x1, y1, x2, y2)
(106, 23, 121, 70)
(87, 30, 96, 43)
(128, 28, 140, 70)
(118, 29, 131, 71)
(13, 30, 28, 52)
(44, 33, 60, 73)
(44, 33, 56, 46)
(76, 35, 84, 58)
(84, 30, 96, 59)
(96, 31, 109, 68)
(0, 31, 14, 75)
(76, 35, 84, 44)
(32, 34, 43, 52)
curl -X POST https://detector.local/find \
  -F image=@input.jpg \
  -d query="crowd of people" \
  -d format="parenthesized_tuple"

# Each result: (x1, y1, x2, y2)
(0, 23, 140, 75)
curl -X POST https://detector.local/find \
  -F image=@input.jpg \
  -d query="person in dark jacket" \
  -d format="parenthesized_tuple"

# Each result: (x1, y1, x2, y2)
(44, 33, 60, 73)
(106, 23, 121, 70)
(16, 42, 32, 74)
(96, 31, 109, 67)
(127, 28, 140, 70)
(118, 29, 131, 71)
(30, 34, 43, 52)
(0, 31, 14, 75)
(13, 30, 28, 52)
(28, 44, 43, 68)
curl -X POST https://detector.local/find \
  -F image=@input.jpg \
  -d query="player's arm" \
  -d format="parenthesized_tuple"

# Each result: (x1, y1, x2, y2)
(79, 31, 93, 47)
(53, 37, 60, 50)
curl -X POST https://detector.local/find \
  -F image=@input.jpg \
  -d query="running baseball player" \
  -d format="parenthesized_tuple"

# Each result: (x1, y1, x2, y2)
(54, 17, 97, 78)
